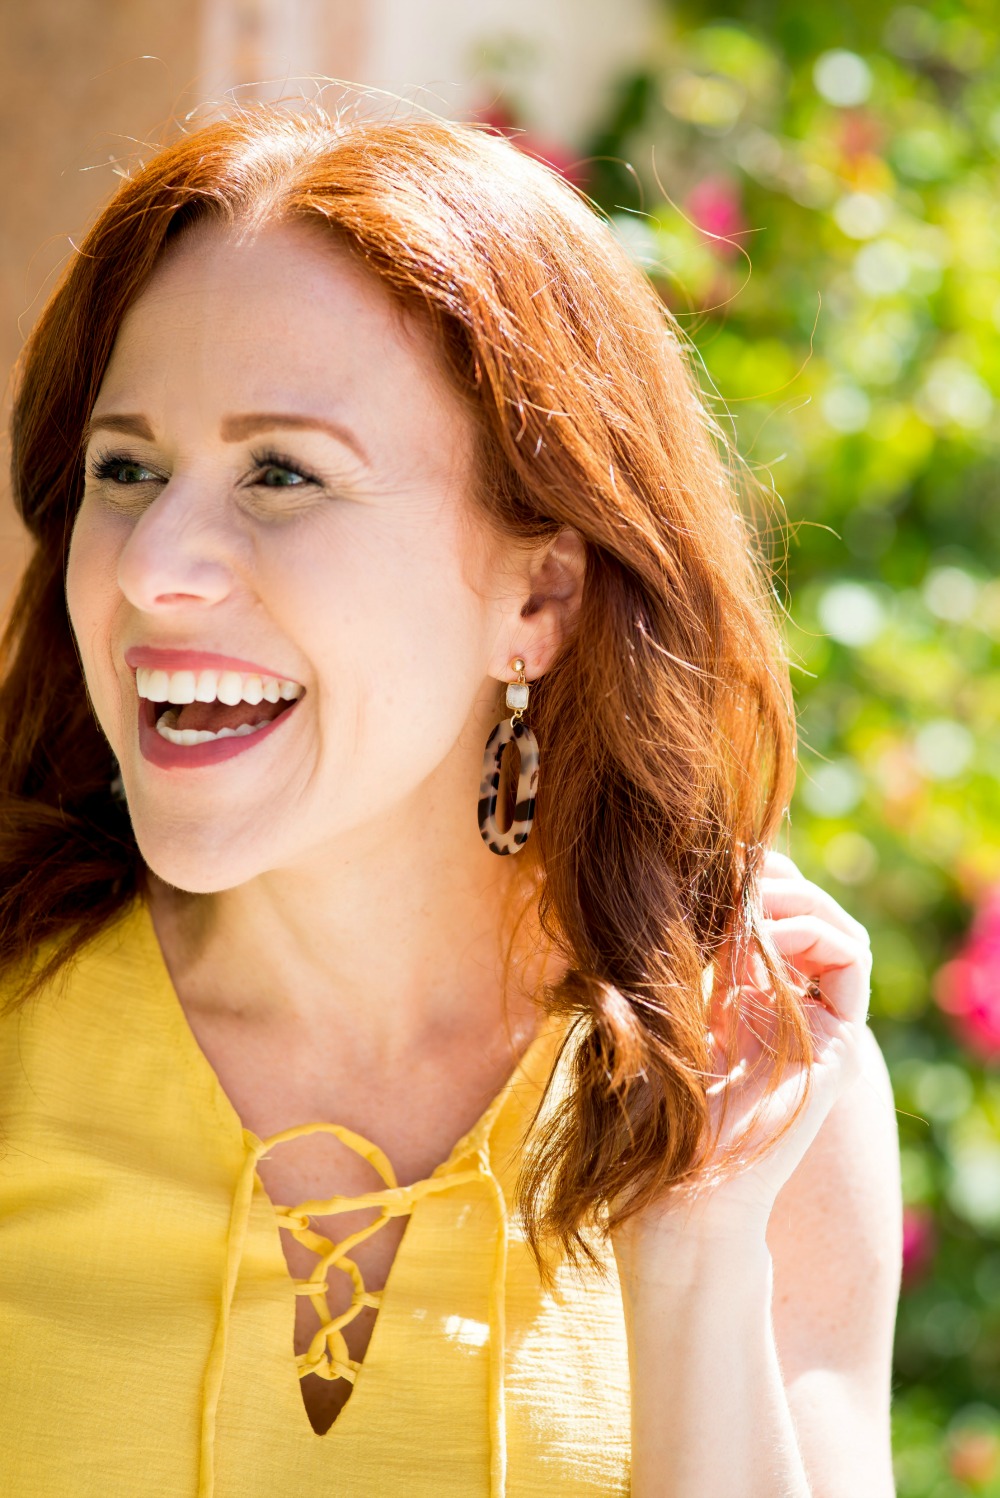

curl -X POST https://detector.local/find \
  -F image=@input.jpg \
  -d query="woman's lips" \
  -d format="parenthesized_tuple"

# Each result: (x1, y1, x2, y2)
(125, 644, 298, 679)
(136, 694, 301, 770)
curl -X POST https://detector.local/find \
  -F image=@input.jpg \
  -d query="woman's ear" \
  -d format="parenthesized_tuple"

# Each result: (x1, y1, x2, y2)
(513, 527, 587, 676)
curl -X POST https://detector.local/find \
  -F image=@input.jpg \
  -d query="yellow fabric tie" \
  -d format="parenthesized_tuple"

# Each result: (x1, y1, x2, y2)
(199, 1120, 510, 1498)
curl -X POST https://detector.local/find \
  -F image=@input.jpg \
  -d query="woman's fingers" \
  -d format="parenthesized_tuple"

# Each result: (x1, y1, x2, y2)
(757, 849, 871, 948)
(759, 876, 870, 948)
(764, 914, 872, 1027)
(715, 851, 874, 1048)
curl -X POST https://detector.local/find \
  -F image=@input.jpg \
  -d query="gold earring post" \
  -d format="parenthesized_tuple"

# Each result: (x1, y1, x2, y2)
(506, 658, 529, 725)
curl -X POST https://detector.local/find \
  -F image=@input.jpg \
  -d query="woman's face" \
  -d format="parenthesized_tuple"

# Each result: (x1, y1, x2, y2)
(66, 219, 530, 892)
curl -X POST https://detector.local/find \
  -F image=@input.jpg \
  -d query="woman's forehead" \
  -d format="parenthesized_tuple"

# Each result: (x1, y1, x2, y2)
(118, 219, 407, 356)
(97, 218, 475, 473)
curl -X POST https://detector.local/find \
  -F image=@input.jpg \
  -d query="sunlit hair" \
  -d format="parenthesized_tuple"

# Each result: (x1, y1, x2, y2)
(1, 101, 811, 1268)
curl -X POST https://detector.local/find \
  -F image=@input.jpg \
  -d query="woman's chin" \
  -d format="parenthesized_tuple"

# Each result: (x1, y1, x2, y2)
(141, 856, 246, 896)
(130, 820, 270, 896)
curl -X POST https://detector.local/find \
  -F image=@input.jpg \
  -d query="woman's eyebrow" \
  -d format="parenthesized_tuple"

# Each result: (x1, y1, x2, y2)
(81, 413, 154, 449)
(220, 412, 369, 464)
(81, 411, 369, 466)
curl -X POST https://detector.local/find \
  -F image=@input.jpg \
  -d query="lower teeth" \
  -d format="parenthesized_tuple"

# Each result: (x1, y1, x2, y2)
(155, 710, 274, 746)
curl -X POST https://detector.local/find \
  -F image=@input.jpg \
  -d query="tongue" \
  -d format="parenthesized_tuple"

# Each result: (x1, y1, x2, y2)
(174, 698, 288, 732)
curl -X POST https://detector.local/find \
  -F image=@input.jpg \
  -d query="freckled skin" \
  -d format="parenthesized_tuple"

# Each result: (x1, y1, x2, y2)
(66, 219, 514, 894)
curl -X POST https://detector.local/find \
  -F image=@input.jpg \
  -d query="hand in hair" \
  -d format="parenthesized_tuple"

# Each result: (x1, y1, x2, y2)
(672, 849, 874, 1226)
(613, 853, 894, 1498)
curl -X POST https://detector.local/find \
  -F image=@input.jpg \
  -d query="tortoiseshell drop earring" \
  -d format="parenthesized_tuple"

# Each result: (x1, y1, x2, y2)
(478, 657, 539, 855)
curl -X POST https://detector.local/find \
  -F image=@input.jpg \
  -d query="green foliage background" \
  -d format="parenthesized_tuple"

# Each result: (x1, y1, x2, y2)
(568, 2, 1000, 1491)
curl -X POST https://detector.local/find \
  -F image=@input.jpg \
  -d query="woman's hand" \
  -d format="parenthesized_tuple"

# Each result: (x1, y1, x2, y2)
(620, 849, 874, 1247)
(695, 849, 874, 1219)
(613, 852, 890, 1498)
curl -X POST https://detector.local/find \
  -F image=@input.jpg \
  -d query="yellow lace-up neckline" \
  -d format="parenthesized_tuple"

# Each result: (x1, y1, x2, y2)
(197, 1044, 554, 1498)
(0, 898, 635, 1497)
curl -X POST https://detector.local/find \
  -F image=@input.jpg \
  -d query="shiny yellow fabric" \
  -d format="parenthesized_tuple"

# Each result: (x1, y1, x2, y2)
(0, 900, 632, 1496)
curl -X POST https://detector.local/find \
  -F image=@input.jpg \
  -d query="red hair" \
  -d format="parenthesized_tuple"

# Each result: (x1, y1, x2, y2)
(2, 102, 809, 1266)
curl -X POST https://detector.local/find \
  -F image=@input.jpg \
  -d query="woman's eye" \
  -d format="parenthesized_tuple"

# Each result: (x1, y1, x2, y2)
(250, 451, 319, 490)
(89, 453, 159, 485)
(257, 465, 305, 488)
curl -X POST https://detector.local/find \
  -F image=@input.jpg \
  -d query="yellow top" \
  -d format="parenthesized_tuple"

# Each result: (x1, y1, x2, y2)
(0, 899, 631, 1497)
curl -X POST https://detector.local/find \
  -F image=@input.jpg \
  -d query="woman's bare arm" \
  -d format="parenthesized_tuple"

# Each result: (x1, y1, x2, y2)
(767, 1025, 901, 1495)
(616, 1029, 900, 1497)
(614, 857, 902, 1498)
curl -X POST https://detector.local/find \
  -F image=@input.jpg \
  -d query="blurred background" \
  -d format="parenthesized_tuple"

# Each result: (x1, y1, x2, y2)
(2, 2, 999, 1492)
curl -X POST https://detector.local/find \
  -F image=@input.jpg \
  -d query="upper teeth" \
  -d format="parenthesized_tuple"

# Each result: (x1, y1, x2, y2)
(135, 667, 303, 706)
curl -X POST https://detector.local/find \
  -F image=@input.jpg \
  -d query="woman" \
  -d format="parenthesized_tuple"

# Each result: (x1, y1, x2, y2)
(0, 103, 901, 1496)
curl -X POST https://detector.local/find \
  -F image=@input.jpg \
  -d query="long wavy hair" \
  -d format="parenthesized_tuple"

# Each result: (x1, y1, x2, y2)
(1, 101, 810, 1266)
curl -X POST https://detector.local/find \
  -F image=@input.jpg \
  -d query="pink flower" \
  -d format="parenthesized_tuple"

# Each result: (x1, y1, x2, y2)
(901, 1205, 935, 1287)
(685, 176, 747, 257)
(934, 888, 1000, 1063)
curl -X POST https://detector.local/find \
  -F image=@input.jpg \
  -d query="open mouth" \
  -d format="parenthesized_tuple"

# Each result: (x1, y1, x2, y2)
(137, 665, 305, 745)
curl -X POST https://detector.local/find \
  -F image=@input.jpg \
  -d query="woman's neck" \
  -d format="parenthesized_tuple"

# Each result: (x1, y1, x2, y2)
(144, 838, 558, 1071)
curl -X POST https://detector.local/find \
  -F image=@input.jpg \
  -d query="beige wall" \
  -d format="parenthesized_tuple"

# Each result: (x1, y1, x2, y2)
(0, 0, 204, 599)
(0, 0, 653, 606)
(365, 0, 654, 147)
(0, 0, 371, 605)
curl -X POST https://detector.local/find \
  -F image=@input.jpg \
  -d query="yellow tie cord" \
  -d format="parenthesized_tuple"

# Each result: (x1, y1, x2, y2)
(199, 1120, 509, 1498)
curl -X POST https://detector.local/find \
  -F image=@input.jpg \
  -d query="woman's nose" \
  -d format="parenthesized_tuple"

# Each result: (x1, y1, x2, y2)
(116, 479, 237, 613)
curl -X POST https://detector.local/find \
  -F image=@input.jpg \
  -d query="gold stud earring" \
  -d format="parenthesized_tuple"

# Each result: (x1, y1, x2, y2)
(506, 657, 529, 723)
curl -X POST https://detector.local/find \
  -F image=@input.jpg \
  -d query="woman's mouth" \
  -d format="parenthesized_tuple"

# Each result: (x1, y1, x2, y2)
(134, 664, 305, 769)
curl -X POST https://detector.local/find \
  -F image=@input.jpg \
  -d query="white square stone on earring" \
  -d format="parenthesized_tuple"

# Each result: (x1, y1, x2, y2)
(506, 682, 529, 710)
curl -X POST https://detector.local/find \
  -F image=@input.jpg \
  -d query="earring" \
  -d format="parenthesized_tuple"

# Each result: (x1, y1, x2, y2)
(478, 657, 539, 856)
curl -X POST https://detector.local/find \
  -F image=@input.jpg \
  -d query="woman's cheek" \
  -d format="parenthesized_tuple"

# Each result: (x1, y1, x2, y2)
(65, 501, 128, 742)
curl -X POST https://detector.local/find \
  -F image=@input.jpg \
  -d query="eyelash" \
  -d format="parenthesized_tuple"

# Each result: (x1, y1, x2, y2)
(248, 447, 321, 488)
(87, 449, 154, 486)
(86, 446, 321, 490)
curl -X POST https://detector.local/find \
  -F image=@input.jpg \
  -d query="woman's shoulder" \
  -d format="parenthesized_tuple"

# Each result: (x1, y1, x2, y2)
(0, 898, 157, 1072)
